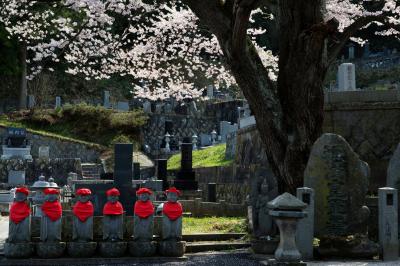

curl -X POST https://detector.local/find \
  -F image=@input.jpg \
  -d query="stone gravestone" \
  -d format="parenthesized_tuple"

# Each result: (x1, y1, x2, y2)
(207, 85, 214, 99)
(8, 170, 25, 186)
(143, 101, 151, 114)
(304, 133, 378, 257)
(387, 143, 400, 189)
(27, 95, 35, 109)
(38, 146, 50, 159)
(172, 137, 198, 190)
(199, 133, 211, 147)
(55, 96, 61, 109)
(156, 159, 168, 190)
(103, 91, 110, 108)
(133, 162, 141, 180)
(337, 63, 356, 91)
(116, 101, 129, 111)
(114, 143, 135, 215)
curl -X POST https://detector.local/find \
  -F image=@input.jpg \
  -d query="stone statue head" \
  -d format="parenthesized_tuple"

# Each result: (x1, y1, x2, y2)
(76, 188, 92, 203)
(44, 188, 59, 202)
(14, 187, 29, 202)
(106, 188, 120, 203)
(138, 193, 150, 202)
(165, 187, 181, 203)
(136, 187, 153, 202)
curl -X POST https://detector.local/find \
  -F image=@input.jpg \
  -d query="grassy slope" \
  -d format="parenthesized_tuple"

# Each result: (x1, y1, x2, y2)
(167, 144, 233, 170)
(182, 217, 246, 234)
(0, 115, 104, 150)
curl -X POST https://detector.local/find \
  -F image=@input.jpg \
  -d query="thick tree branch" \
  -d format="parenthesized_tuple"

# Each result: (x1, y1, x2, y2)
(328, 15, 386, 64)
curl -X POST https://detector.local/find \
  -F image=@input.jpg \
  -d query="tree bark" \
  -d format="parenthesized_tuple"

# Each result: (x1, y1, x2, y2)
(186, 0, 330, 193)
(18, 42, 27, 110)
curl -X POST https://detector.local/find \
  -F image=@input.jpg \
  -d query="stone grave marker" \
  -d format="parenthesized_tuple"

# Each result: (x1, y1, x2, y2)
(296, 187, 314, 260)
(143, 101, 151, 113)
(114, 143, 135, 215)
(103, 90, 110, 108)
(172, 137, 197, 190)
(133, 162, 141, 180)
(337, 63, 356, 91)
(207, 85, 214, 99)
(304, 133, 369, 237)
(27, 95, 35, 109)
(199, 133, 211, 146)
(156, 159, 168, 190)
(220, 121, 238, 143)
(116, 101, 129, 111)
(387, 143, 400, 190)
(55, 96, 61, 108)
(38, 146, 50, 159)
(8, 170, 25, 185)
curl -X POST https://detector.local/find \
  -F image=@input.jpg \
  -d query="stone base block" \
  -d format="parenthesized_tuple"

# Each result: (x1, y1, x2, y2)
(128, 241, 157, 257)
(36, 242, 66, 258)
(267, 259, 307, 266)
(67, 241, 97, 257)
(99, 241, 127, 257)
(251, 239, 279, 254)
(4, 242, 34, 258)
(158, 241, 186, 257)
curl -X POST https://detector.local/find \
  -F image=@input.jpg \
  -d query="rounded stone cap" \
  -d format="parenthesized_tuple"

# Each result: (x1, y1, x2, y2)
(268, 192, 307, 211)
(31, 175, 50, 189)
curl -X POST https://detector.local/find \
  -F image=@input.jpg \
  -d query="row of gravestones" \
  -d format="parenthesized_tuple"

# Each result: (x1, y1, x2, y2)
(5, 187, 185, 259)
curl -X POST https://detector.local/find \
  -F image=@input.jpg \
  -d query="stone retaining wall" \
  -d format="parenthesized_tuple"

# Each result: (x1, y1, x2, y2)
(0, 126, 102, 162)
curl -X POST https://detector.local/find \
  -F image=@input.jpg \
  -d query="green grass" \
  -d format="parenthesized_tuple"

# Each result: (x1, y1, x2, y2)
(0, 114, 105, 150)
(182, 217, 246, 234)
(167, 144, 233, 170)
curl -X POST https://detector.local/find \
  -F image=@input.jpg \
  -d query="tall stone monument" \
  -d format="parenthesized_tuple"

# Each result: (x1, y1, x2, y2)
(172, 137, 198, 190)
(114, 143, 135, 215)
(337, 63, 356, 91)
(304, 133, 378, 258)
(156, 159, 168, 190)
(4, 187, 34, 258)
(129, 188, 156, 257)
(67, 188, 97, 257)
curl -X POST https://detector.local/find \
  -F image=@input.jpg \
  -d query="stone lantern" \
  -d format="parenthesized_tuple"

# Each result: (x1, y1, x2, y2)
(30, 174, 50, 216)
(267, 193, 307, 265)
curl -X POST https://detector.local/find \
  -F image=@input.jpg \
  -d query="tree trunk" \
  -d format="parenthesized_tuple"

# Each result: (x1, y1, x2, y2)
(18, 42, 27, 110)
(186, 0, 330, 193)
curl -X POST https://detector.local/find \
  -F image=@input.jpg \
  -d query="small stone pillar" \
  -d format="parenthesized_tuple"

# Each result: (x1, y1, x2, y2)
(267, 193, 307, 266)
(4, 187, 34, 258)
(159, 187, 186, 257)
(296, 187, 314, 260)
(207, 183, 217, 202)
(67, 188, 97, 257)
(129, 188, 156, 257)
(378, 187, 399, 261)
(100, 188, 127, 257)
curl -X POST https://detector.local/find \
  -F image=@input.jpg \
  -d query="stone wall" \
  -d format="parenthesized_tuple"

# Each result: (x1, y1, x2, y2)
(0, 158, 82, 186)
(232, 101, 400, 192)
(0, 126, 102, 163)
(142, 114, 218, 154)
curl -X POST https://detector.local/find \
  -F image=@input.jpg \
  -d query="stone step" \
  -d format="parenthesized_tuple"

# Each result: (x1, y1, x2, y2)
(182, 233, 246, 242)
(185, 241, 250, 253)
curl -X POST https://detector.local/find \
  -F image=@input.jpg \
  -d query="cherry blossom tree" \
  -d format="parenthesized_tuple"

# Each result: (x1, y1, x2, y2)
(1, 0, 399, 192)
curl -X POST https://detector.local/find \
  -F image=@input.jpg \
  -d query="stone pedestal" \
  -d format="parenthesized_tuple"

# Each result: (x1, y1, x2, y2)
(158, 240, 186, 257)
(99, 241, 127, 257)
(67, 242, 97, 257)
(379, 187, 399, 261)
(36, 242, 66, 258)
(128, 241, 157, 257)
(4, 242, 34, 258)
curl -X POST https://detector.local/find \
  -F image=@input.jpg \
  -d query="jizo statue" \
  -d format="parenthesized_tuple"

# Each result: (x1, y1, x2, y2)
(40, 188, 62, 242)
(72, 188, 94, 242)
(9, 187, 31, 243)
(162, 187, 183, 241)
(133, 188, 154, 241)
(102, 188, 124, 241)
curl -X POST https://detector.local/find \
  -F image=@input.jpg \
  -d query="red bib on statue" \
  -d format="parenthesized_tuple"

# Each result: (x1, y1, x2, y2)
(73, 201, 94, 222)
(163, 202, 183, 221)
(103, 201, 123, 215)
(10, 202, 30, 224)
(134, 200, 154, 218)
(41, 201, 62, 221)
